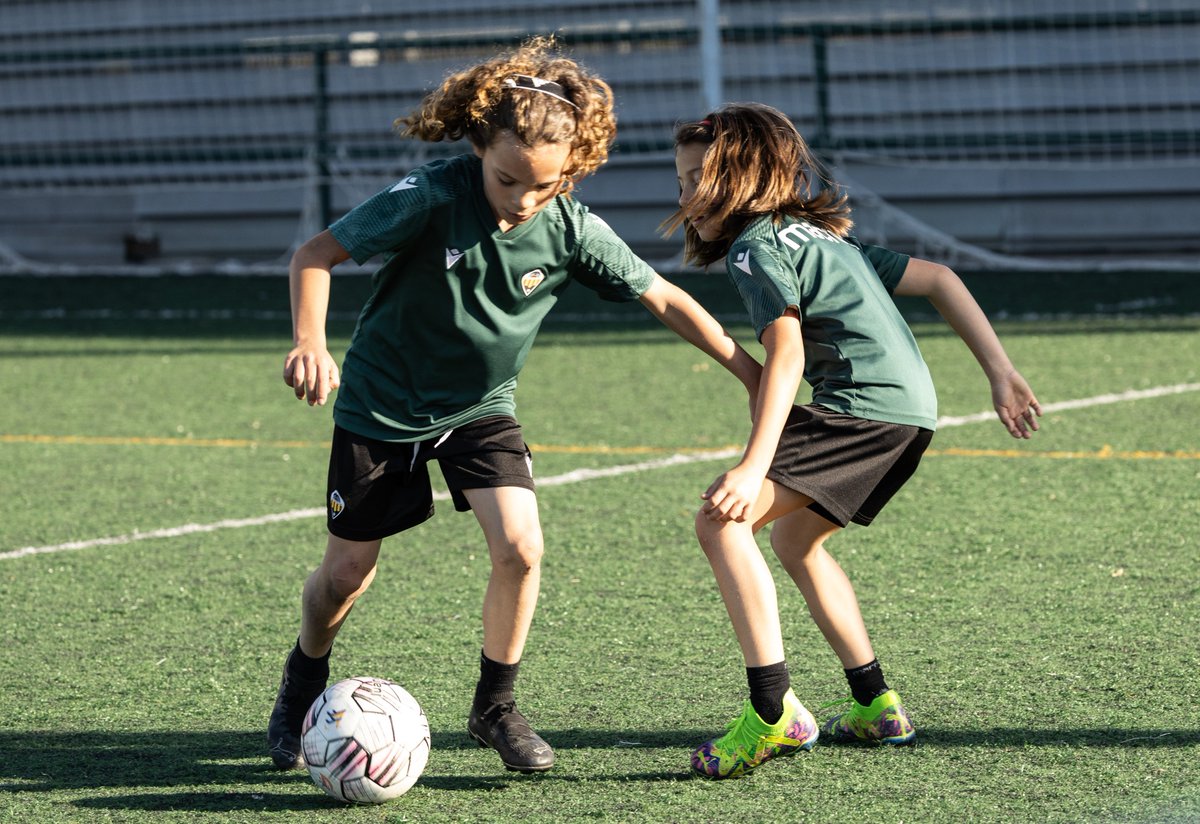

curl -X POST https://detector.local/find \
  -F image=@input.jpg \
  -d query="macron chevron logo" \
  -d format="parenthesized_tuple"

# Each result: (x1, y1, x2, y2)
(390, 175, 419, 192)
(733, 250, 753, 275)
(445, 248, 464, 269)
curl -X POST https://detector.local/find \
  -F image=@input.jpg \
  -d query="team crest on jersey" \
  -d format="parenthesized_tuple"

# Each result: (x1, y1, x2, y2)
(390, 175, 419, 192)
(329, 490, 345, 519)
(520, 268, 546, 296)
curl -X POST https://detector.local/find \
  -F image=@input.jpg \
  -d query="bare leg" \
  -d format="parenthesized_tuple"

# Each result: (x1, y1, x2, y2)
(298, 533, 382, 658)
(694, 480, 810, 667)
(269, 532, 382, 769)
(461, 486, 555, 772)
(463, 486, 544, 665)
(769, 508, 875, 669)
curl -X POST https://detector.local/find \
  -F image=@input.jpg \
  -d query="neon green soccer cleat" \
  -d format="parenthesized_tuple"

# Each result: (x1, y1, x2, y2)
(820, 689, 915, 745)
(691, 689, 818, 779)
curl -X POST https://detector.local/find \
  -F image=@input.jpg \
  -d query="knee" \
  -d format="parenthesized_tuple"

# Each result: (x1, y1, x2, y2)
(769, 529, 822, 566)
(313, 555, 376, 604)
(694, 510, 723, 553)
(490, 528, 544, 575)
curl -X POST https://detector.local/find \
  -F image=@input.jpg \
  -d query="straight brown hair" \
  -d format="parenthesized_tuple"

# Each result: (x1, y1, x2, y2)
(663, 102, 852, 266)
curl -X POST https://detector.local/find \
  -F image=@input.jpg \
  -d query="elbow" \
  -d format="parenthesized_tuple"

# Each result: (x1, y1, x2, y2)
(764, 336, 805, 370)
(923, 263, 962, 304)
(292, 230, 349, 272)
(935, 262, 961, 285)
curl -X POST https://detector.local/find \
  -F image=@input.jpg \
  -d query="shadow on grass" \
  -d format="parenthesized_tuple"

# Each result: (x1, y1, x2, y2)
(3, 725, 1194, 812)
(3, 723, 1194, 783)
(0, 728, 696, 813)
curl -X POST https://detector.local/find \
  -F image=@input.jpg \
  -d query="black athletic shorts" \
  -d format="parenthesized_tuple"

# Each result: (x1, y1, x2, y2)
(766, 404, 933, 528)
(325, 415, 534, 541)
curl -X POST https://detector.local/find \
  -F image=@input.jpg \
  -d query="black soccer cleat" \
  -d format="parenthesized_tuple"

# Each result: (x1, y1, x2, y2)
(266, 652, 328, 770)
(467, 701, 555, 773)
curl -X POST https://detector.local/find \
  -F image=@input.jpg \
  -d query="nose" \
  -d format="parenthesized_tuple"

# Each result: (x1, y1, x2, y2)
(517, 190, 540, 211)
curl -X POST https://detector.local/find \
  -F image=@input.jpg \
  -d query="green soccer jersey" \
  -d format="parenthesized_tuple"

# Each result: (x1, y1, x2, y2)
(725, 214, 938, 430)
(328, 154, 655, 442)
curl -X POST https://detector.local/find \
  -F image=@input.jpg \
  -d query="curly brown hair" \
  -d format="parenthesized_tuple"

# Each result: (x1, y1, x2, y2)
(663, 102, 852, 267)
(395, 37, 616, 193)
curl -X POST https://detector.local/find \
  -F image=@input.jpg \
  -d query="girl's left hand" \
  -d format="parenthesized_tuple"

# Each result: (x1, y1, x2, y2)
(993, 369, 1042, 438)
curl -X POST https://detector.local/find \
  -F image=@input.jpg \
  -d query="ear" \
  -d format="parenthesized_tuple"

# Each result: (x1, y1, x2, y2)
(472, 142, 486, 160)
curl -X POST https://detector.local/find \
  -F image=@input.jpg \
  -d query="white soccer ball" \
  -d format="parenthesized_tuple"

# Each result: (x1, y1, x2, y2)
(301, 676, 430, 804)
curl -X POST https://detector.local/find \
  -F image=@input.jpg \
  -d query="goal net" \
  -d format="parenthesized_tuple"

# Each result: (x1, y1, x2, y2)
(1, 0, 1197, 275)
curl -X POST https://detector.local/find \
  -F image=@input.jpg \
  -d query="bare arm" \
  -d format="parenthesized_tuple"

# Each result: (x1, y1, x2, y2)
(638, 274, 762, 396)
(284, 229, 352, 406)
(894, 258, 1042, 438)
(701, 309, 805, 522)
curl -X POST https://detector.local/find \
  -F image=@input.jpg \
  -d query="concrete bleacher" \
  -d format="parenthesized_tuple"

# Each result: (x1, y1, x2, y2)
(1, 0, 1197, 269)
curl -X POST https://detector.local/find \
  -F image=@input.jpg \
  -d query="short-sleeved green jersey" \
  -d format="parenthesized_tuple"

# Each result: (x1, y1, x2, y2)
(725, 214, 938, 430)
(329, 153, 656, 442)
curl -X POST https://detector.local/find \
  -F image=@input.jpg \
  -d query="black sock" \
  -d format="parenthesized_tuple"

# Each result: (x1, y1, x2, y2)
(474, 651, 519, 710)
(287, 639, 330, 681)
(747, 661, 790, 724)
(845, 658, 889, 707)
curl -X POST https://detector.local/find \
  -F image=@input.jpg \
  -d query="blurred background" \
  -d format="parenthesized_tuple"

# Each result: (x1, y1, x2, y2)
(2, 0, 1198, 276)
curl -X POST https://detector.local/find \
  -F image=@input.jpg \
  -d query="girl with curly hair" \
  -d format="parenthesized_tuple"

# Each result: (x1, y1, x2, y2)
(266, 39, 759, 776)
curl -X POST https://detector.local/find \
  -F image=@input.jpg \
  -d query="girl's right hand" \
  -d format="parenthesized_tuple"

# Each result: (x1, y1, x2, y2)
(701, 463, 764, 523)
(283, 345, 341, 406)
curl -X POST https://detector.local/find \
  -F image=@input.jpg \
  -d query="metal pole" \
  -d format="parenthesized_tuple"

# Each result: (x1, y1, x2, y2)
(314, 47, 332, 229)
(812, 27, 830, 150)
(698, 0, 722, 112)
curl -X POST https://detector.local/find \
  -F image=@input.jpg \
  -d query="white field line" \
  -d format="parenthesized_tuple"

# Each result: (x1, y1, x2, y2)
(935, 382, 1200, 426)
(4, 382, 1199, 561)
(0, 449, 738, 562)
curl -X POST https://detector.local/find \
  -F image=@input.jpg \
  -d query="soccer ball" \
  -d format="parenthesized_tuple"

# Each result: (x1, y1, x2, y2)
(301, 676, 430, 804)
